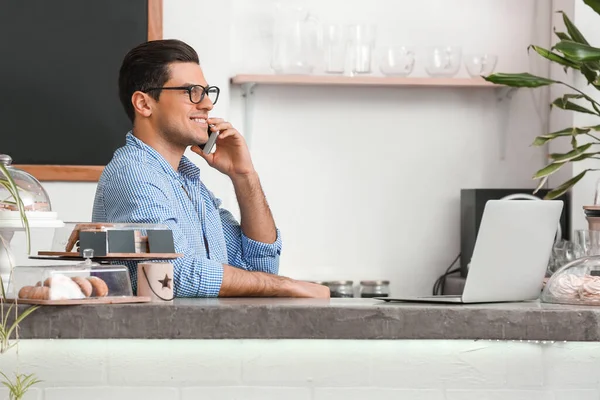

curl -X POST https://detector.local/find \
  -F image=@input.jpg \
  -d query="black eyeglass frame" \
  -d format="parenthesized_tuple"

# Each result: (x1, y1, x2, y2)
(144, 84, 220, 105)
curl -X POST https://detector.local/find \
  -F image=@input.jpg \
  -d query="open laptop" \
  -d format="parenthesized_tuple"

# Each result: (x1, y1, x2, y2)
(376, 199, 564, 304)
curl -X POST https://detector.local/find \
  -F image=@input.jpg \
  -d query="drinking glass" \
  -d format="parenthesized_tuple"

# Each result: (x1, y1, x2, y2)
(574, 230, 600, 256)
(464, 54, 498, 77)
(348, 24, 377, 75)
(425, 45, 462, 77)
(378, 46, 415, 77)
(323, 24, 347, 74)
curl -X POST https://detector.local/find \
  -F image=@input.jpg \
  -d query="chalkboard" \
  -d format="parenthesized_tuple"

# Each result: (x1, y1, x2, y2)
(0, 0, 162, 181)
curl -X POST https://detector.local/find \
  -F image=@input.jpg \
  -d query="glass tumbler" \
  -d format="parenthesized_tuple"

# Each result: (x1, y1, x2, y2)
(575, 230, 600, 256)
(348, 24, 377, 75)
(323, 24, 347, 74)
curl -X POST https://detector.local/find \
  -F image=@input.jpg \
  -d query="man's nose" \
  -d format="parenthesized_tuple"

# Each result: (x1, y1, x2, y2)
(196, 95, 214, 111)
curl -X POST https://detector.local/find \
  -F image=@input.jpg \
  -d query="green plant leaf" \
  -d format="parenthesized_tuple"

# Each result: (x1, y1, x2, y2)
(544, 169, 589, 199)
(533, 176, 549, 195)
(553, 28, 571, 41)
(552, 96, 599, 115)
(483, 72, 557, 87)
(550, 143, 593, 162)
(588, 124, 600, 131)
(584, 0, 600, 15)
(5, 305, 39, 345)
(529, 45, 580, 70)
(532, 127, 591, 146)
(533, 162, 565, 179)
(581, 64, 600, 88)
(571, 152, 600, 161)
(558, 11, 590, 45)
(554, 40, 600, 62)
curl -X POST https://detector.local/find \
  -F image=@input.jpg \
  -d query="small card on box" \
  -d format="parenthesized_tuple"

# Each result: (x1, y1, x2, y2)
(79, 231, 107, 257)
(147, 230, 176, 253)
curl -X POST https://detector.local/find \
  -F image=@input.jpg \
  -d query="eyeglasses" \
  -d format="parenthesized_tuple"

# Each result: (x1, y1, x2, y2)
(144, 84, 220, 105)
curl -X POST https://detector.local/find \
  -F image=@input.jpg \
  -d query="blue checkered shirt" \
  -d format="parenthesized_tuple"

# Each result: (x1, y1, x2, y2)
(92, 132, 282, 297)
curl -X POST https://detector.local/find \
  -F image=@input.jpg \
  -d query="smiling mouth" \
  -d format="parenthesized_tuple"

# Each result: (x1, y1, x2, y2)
(190, 117, 207, 125)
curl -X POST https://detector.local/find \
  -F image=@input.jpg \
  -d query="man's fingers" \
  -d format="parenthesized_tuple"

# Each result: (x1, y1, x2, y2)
(191, 145, 213, 161)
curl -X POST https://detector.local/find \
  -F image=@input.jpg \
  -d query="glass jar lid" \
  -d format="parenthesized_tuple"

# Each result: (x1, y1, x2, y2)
(327, 280, 353, 286)
(0, 154, 52, 212)
(360, 280, 390, 286)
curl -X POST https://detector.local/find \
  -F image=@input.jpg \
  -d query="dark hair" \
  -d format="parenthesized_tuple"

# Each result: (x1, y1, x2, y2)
(118, 39, 200, 123)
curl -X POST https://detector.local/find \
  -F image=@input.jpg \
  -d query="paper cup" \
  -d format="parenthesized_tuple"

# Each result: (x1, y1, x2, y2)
(137, 262, 174, 302)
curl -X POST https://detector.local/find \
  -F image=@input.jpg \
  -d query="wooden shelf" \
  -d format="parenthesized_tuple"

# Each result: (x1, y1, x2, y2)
(14, 165, 104, 182)
(230, 74, 498, 88)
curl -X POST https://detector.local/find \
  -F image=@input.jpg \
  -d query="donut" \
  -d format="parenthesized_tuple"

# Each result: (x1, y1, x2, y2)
(71, 276, 93, 297)
(87, 276, 109, 297)
(18, 285, 35, 299)
(28, 286, 50, 300)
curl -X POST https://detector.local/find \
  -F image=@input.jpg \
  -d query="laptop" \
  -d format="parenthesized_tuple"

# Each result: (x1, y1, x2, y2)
(375, 199, 564, 304)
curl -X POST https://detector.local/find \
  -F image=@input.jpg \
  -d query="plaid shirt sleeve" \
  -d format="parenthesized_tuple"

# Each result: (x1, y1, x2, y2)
(206, 188, 281, 275)
(99, 166, 224, 297)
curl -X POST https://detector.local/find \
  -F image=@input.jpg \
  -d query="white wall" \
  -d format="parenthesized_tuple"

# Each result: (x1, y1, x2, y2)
(1, 339, 600, 399)
(11, 0, 554, 296)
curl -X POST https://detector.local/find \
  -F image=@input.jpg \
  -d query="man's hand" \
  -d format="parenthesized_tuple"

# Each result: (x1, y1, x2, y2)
(191, 118, 254, 178)
(286, 280, 331, 298)
(219, 265, 331, 299)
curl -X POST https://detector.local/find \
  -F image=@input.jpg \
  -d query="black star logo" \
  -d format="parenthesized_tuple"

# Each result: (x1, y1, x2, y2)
(158, 274, 172, 289)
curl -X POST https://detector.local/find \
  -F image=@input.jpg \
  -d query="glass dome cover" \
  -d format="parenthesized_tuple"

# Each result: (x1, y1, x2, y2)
(541, 255, 600, 305)
(0, 154, 51, 212)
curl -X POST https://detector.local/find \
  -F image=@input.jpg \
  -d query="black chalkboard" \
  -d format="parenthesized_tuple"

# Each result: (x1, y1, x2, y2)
(0, 0, 148, 166)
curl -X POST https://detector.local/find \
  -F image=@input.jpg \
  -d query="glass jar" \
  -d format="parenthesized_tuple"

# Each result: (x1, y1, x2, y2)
(542, 256, 600, 305)
(359, 280, 390, 298)
(326, 280, 354, 298)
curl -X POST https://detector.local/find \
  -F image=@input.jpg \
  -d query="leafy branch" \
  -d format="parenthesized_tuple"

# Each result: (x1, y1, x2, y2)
(483, 2, 600, 199)
(0, 372, 41, 400)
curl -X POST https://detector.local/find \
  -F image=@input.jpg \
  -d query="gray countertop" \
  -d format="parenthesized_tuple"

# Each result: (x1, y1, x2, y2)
(10, 298, 600, 341)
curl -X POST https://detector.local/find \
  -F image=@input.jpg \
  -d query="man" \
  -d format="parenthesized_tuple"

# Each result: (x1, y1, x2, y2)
(92, 39, 328, 298)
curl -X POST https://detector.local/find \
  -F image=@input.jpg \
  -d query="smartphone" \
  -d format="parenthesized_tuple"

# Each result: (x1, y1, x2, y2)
(199, 124, 219, 155)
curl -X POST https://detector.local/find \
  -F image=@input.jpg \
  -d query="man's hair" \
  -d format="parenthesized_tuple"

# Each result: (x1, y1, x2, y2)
(118, 39, 200, 123)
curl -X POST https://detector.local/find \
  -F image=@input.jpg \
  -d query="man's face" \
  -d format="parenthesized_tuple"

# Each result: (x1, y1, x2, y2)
(150, 62, 214, 148)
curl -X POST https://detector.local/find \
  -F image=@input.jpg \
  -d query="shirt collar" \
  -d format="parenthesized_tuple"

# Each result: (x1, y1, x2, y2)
(125, 132, 201, 181)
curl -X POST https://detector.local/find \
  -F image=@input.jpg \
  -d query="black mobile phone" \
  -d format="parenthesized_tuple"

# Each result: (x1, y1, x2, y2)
(199, 124, 219, 154)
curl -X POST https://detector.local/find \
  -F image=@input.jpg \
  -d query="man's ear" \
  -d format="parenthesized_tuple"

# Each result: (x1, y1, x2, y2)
(131, 91, 153, 118)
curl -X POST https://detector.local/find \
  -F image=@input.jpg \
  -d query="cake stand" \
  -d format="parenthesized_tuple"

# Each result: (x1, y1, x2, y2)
(0, 211, 64, 294)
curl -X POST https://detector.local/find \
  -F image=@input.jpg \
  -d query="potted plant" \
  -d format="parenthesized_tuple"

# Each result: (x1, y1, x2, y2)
(484, 0, 600, 200)
(0, 162, 40, 399)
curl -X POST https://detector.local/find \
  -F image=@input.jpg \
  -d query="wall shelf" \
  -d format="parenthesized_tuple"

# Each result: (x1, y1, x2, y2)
(229, 74, 516, 159)
(230, 74, 499, 88)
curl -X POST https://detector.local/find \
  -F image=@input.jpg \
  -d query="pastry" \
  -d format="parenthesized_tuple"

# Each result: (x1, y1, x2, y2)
(582, 275, 600, 299)
(17, 285, 35, 299)
(71, 276, 93, 297)
(28, 286, 50, 300)
(87, 276, 109, 297)
(549, 274, 583, 298)
(44, 274, 85, 300)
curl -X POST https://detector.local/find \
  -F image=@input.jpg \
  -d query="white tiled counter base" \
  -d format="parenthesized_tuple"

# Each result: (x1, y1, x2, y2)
(1, 340, 599, 400)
